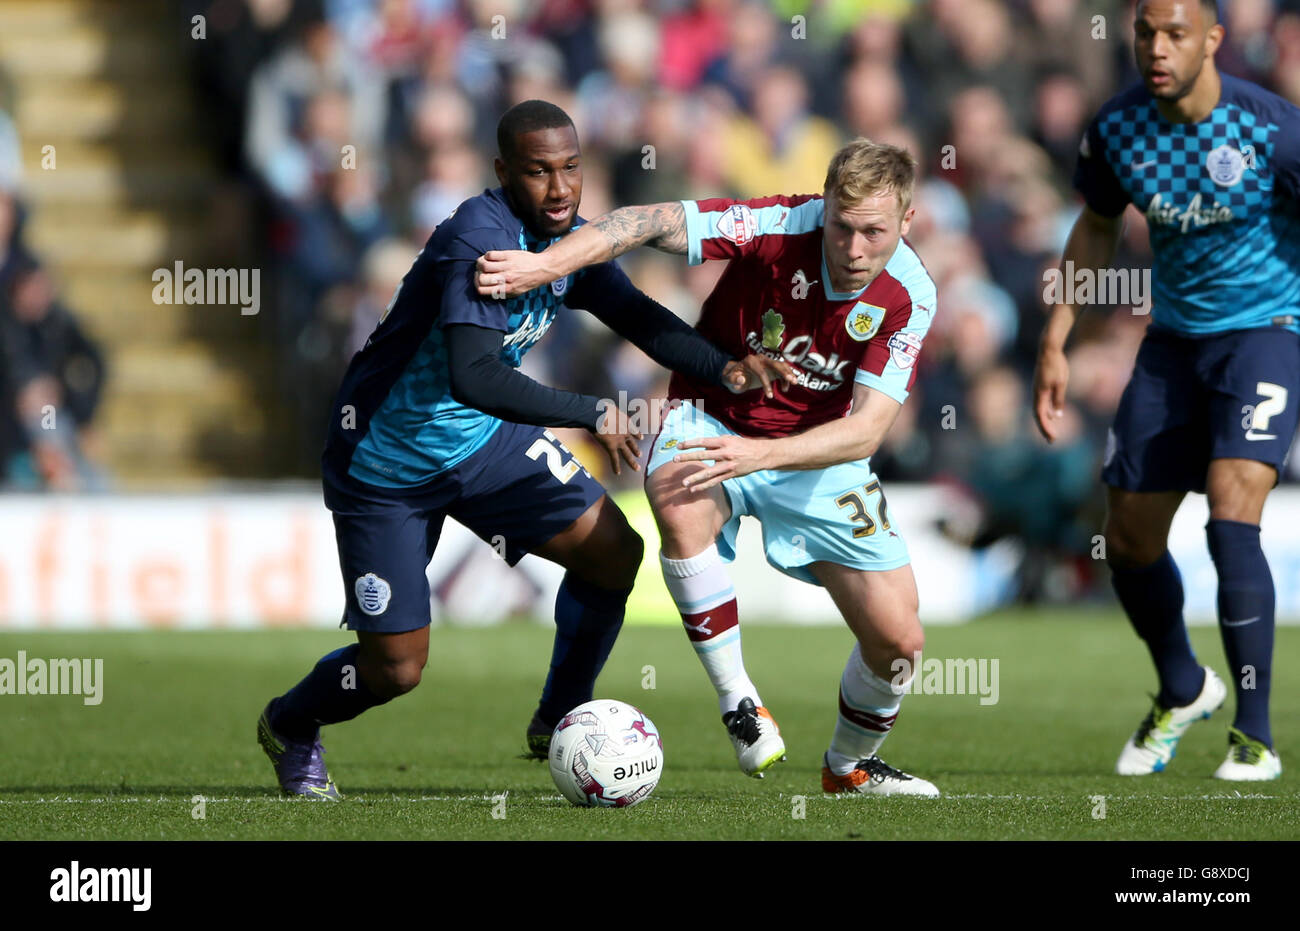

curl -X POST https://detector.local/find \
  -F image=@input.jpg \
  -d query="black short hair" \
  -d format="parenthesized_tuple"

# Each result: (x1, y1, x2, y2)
(496, 100, 575, 163)
(1137, 0, 1220, 24)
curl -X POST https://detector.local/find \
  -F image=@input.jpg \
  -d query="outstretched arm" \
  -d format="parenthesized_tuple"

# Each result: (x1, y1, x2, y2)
(670, 382, 906, 491)
(582, 201, 688, 257)
(565, 259, 797, 397)
(444, 324, 604, 430)
(444, 324, 645, 474)
(476, 202, 687, 298)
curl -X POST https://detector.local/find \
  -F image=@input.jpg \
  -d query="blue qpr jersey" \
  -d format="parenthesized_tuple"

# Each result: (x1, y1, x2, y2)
(1075, 73, 1300, 335)
(322, 187, 622, 490)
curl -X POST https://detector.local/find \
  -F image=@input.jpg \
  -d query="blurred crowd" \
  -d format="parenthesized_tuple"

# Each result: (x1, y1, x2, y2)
(165, 0, 1300, 600)
(0, 77, 107, 492)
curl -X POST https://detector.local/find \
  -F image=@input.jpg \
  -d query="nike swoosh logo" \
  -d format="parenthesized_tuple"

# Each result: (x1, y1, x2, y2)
(1245, 430, 1277, 441)
(1131, 159, 1157, 170)
(1223, 615, 1261, 627)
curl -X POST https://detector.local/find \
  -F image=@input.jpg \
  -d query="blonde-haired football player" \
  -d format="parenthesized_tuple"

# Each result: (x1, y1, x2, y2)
(477, 139, 941, 795)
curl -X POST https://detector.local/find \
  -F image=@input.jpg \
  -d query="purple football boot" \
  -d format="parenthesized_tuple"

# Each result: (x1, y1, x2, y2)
(257, 699, 342, 800)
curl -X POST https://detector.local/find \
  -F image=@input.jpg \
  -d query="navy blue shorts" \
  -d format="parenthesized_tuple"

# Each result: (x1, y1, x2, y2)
(324, 423, 605, 632)
(1102, 326, 1300, 493)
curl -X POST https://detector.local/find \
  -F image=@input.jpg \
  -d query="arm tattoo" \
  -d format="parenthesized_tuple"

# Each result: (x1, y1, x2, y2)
(589, 202, 688, 259)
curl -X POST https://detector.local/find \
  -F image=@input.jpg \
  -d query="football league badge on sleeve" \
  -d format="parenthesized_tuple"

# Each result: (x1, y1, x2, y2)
(888, 331, 922, 369)
(717, 204, 758, 245)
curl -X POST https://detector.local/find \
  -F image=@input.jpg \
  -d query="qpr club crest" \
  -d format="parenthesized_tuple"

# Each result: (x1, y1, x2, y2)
(1206, 144, 1246, 187)
(716, 204, 758, 245)
(846, 302, 886, 341)
(355, 572, 392, 616)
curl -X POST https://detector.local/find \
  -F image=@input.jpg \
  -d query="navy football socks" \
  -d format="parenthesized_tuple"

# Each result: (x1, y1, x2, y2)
(537, 573, 630, 725)
(1206, 519, 1274, 748)
(1110, 551, 1204, 708)
(271, 643, 391, 739)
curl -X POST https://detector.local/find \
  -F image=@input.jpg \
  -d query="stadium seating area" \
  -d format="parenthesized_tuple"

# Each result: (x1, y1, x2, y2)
(0, 0, 278, 486)
(4, 0, 1300, 595)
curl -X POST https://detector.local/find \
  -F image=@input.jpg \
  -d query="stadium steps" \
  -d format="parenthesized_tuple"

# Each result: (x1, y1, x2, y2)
(3, 0, 280, 487)
(95, 340, 276, 483)
(0, 0, 168, 36)
(17, 140, 212, 208)
(25, 216, 208, 268)
(14, 79, 201, 143)
(58, 271, 255, 344)
(0, 26, 176, 82)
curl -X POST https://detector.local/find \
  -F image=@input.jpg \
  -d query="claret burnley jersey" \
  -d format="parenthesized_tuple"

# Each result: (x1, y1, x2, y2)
(668, 194, 938, 437)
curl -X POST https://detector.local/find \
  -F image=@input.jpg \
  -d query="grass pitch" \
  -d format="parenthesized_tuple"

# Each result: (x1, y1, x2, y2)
(1, 611, 1297, 840)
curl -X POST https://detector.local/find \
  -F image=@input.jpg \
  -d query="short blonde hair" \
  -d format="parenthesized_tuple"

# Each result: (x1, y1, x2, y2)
(823, 138, 917, 215)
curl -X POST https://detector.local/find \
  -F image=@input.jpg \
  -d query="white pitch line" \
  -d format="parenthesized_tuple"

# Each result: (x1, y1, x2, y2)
(0, 793, 1285, 804)
(0, 795, 556, 804)
(808, 793, 1284, 801)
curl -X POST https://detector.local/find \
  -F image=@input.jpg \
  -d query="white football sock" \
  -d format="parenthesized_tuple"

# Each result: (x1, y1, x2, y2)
(827, 643, 904, 774)
(660, 544, 760, 715)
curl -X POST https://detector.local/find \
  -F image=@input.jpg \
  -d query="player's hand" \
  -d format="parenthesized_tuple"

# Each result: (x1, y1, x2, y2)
(673, 435, 771, 492)
(476, 250, 555, 298)
(722, 354, 799, 397)
(593, 405, 643, 475)
(1033, 344, 1070, 443)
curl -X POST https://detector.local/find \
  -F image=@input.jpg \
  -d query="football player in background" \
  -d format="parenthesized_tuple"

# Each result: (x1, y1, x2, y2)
(477, 139, 942, 796)
(256, 100, 788, 798)
(1034, 0, 1299, 780)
